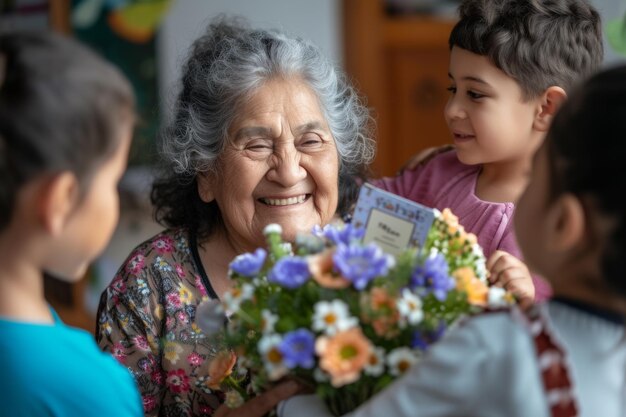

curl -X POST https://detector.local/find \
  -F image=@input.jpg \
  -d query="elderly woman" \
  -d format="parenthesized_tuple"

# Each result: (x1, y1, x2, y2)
(96, 18, 374, 417)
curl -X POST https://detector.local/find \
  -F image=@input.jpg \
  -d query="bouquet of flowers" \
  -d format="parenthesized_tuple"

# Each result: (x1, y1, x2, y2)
(196, 208, 514, 415)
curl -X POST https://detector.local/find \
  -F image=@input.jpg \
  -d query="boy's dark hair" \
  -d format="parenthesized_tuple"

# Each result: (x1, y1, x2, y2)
(449, 0, 603, 98)
(0, 31, 135, 231)
(546, 65, 626, 297)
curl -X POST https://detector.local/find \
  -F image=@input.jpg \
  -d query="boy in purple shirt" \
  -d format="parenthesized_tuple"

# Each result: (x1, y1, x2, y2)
(374, 0, 603, 302)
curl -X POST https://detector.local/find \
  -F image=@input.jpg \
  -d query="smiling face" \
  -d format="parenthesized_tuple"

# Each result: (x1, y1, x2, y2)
(199, 77, 340, 252)
(444, 47, 543, 166)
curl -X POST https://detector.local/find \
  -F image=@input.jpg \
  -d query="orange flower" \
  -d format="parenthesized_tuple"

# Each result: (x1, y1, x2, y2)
(454, 267, 488, 306)
(361, 287, 400, 337)
(309, 249, 351, 289)
(466, 232, 478, 245)
(442, 208, 461, 234)
(316, 327, 371, 387)
(206, 350, 237, 389)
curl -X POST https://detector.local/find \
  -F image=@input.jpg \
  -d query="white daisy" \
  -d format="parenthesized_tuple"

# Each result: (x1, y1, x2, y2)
(364, 346, 386, 377)
(311, 299, 357, 335)
(386, 347, 419, 376)
(397, 289, 424, 326)
(263, 223, 283, 235)
(280, 242, 293, 255)
(258, 334, 289, 381)
(222, 283, 255, 314)
(488, 287, 515, 308)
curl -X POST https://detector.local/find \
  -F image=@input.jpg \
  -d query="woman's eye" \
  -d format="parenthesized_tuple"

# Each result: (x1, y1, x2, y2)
(299, 135, 323, 148)
(446, 86, 457, 94)
(245, 140, 272, 151)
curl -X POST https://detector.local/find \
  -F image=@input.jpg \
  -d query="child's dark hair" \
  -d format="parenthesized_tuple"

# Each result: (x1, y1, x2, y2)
(449, 0, 603, 99)
(546, 65, 626, 297)
(0, 31, 135, 232)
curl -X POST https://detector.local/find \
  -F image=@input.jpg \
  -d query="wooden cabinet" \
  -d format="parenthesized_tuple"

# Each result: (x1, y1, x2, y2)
(342, 0, 456, 176)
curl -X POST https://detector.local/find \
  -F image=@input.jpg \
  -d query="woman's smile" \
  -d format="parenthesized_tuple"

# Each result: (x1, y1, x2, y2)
(259, 194, 311, 207)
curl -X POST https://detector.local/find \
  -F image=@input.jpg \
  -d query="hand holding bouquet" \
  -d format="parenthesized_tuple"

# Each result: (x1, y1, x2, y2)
(196, 208, 513, 415)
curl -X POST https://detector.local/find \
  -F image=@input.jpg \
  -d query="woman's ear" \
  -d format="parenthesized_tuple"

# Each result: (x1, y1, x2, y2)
(197, 172, 215, 203)
(545, 194, 585, 252)
(534, 86, 567, 132)
(37, 172, 79, 236)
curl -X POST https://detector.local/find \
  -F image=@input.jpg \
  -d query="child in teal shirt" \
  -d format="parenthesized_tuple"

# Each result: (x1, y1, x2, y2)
(0, 31, 142, 416)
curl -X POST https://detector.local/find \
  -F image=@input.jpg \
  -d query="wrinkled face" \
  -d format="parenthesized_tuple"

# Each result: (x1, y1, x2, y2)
(200, 77, 340, 252)
(514, 143, 551, 277)
(444, 47, 542, 166)
(48, 123, 132, 282)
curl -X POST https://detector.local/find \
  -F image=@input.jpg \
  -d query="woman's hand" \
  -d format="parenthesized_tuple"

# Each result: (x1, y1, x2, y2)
(214, 381, 302, 417)
(486, 250, 535, 308)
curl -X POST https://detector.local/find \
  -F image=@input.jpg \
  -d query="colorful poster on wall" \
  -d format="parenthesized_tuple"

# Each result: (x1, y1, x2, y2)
(71, 0, 173, 166)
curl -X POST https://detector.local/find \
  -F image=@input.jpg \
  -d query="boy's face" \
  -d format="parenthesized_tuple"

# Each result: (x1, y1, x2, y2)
(444, 47, 544, 166)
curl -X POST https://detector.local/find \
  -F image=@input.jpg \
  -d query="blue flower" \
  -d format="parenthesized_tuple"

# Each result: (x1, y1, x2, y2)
(230, 248, 267, 277)
(410, 253, 455, 301)
(279, 328, 316, 369)
(411, 321, 447, 351)
(333, 243, 392, 290)
(313, 223, 365, 246)
(268, 256, 310, 289)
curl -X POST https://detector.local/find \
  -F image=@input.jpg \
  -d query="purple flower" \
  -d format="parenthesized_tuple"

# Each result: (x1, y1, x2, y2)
(333, 243, 392, 290)
(229, 248, 267, 277)
(279, 328, 316, 369)
(410, 253, 455, 301)
(411, 321, 447, 351)
(313, 224, 365, 246)
(268, 256, 310, 289)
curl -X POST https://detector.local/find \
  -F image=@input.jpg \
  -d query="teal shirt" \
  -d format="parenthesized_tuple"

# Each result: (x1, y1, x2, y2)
(0, 309, 143, 417)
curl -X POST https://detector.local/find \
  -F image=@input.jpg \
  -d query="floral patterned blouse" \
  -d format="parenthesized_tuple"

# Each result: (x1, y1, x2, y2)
(97, 228, 226, 417)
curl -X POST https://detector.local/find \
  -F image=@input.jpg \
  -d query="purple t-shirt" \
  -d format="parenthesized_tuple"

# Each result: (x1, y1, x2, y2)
(372, 150, 551, 301)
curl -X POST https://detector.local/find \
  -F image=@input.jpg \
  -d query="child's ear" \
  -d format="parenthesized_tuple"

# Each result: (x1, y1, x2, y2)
(534, 86, 567, 132)
(197, 172, 215, 203)
(38, 172, 79, 236)
(546, 193, 585, 252)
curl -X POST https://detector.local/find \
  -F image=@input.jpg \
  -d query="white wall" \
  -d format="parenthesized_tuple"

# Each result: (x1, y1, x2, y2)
(157, 0, 341, 116)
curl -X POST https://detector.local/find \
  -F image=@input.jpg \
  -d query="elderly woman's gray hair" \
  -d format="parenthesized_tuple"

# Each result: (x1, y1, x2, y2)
(152, 17, 375, 239)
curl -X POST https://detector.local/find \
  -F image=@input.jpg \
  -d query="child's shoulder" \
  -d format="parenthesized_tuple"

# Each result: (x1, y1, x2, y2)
(400, 148, 478, 192)
(0, 319, 125, 385)
(0, 320, 141, 415)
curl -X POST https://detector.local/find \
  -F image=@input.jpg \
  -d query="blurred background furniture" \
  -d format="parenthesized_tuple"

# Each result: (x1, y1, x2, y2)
(342, 0, 456, 177)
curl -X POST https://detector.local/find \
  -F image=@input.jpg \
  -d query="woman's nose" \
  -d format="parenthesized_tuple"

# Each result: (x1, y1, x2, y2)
(266, 147, 307, 186)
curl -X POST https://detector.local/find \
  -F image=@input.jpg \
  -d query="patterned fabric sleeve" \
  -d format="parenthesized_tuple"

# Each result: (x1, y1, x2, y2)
(96, 229, 226, 416)
(96, 256, 167, 416)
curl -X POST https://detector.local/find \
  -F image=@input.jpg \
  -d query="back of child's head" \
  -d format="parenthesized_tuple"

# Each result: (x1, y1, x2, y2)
(0, 31, 135, 232)
(450, 0, 603, 98)
(546, 65, 626, 298)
